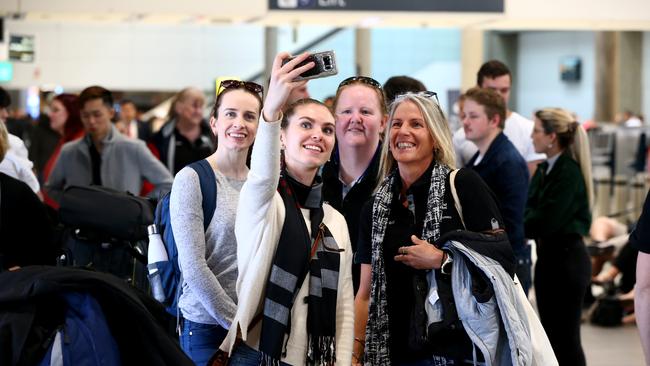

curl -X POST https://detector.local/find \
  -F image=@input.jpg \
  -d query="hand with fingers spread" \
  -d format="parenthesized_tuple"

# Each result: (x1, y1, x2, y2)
(263, 52, 315, 122)
(394, 235, 446, 270)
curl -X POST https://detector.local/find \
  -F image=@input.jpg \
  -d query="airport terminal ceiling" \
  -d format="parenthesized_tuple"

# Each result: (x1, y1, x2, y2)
(1, 0, 650, 31)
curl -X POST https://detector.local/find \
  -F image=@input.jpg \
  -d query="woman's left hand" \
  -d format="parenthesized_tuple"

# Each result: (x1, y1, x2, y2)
(394, 235, 444, 270)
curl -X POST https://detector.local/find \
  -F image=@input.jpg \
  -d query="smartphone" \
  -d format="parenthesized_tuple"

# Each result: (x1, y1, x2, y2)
(282, 50, 338, 81)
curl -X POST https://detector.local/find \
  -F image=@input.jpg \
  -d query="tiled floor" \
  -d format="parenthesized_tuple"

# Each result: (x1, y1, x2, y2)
(583, 322, 645, 366)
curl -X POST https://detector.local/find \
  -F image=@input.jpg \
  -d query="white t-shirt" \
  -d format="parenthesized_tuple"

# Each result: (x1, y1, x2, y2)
(1, 133, 39, 192)
(0, 150, 40, 192)
(8, 133, 30, 160)
(453, 111, 546, 166)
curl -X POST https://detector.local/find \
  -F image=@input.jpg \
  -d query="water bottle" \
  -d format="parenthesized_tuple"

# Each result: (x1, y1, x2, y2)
(147, 224, 167, 302)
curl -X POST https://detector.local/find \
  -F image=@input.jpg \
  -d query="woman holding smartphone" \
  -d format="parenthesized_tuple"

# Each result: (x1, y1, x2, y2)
(221, 52, 354, 365)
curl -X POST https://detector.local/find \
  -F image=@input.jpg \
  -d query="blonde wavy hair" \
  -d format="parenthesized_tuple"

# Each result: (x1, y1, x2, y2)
(535, 107, 594, 208)
(377, 92, 456, 184)
(0, 121, 9, 162)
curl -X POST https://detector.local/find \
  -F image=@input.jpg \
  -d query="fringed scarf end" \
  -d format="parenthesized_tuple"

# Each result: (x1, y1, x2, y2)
(307, 335, 336, 365)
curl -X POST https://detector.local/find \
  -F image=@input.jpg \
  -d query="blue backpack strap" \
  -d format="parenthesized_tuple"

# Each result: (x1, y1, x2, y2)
(188, 159, 218, 230)
(172, 159, 217, 333)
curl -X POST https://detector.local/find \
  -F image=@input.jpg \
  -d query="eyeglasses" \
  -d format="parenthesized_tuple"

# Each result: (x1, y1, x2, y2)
(218, 80, 264, 97)
(337, 76, 382, 90)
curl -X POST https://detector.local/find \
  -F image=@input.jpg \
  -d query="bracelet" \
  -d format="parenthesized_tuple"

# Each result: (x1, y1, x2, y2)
(439, 251, 448, 269)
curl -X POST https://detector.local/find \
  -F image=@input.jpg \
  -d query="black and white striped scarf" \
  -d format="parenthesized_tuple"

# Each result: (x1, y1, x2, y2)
(259, 172, 341, 366)
(364, 162, 450, 364)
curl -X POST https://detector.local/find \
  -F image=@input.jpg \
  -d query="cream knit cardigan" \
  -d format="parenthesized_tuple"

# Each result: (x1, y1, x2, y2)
(221, 118, 354, 365)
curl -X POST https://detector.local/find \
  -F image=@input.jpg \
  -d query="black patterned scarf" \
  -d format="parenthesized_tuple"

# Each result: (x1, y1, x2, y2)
(364, 162, 450, 364)
(259, 171, 341, 365)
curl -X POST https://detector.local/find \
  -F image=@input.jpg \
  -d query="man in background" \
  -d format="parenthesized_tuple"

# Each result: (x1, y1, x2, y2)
(453, 60, 545, 172)
(118, 99, 151, 141)
(46, 86, 172, 202)
(463, 87, 530, 292)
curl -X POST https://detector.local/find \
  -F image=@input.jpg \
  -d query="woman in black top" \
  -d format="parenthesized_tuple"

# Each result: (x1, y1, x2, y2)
(322, 76, 387, 294)
(525, 108, 592, 366)
(354, 92, 511, 365)
(0, 122, 55, 270)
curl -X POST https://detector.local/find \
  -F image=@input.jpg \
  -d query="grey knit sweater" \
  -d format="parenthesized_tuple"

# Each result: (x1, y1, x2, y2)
(170, 163, 244, 327)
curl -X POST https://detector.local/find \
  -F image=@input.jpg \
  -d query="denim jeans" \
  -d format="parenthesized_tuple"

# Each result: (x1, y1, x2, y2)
(180, 319, 227, 366)
(228, 343, 290, 366)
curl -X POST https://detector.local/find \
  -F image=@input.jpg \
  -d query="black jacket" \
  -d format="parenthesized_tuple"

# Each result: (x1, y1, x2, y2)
(0, 266, 193, 366)
(322, 146, 381, 292)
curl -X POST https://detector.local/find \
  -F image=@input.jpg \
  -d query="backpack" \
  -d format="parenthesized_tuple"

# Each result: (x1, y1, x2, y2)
(590, 296, 624, 327)
(148, 159, 217, 317)
(38, 292, 121, 366)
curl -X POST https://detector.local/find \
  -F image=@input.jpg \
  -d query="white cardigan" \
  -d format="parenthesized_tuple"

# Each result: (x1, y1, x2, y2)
(221, 118, 354, 365)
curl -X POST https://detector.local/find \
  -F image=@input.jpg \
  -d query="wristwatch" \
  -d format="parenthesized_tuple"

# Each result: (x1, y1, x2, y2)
(441, 251, 453, 275)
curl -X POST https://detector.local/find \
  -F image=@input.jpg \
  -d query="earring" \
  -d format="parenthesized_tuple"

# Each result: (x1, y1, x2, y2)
(547, 143, 553, 148)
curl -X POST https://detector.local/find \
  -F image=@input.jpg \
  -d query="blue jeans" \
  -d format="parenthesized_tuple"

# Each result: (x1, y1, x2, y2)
(228, 343, 290, 366)
(180, 319, 227, 366)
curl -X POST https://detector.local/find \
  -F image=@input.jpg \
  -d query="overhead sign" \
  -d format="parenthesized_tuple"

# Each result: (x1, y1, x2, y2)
(9, 35, 35, 63)
(271, 0, 503, 12)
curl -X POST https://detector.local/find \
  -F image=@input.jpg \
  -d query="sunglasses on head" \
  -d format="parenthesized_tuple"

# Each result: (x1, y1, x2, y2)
(218, 80, 264, 97)
(337, 76, 382, 90)
(396, 90, 440, 104)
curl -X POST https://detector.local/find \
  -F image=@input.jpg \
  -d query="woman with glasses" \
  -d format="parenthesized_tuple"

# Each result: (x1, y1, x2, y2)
(221, 52, 353, 365)
(525, 108, 592, 366)
(354, 92, 515, 365)
(322, 76, 387, 295)
(170, 79, 263, 365)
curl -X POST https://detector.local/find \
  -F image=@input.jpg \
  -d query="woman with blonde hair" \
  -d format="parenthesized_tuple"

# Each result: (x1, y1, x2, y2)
(322, 76, 388, 294)
(355, 92, 516, 365)
(525, 107, 592, 366)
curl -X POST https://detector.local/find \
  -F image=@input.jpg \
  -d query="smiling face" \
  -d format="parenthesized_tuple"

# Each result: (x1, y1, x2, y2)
(334, 84, 386, 149)
(389, 100, 436, 170)
(48, 99, 69, 135)
(281, 103, 336, 178)
(211, 89, 260, 152)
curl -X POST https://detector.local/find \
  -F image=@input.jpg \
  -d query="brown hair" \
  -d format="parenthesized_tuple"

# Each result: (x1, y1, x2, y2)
(281, 98, 333, 129)
(209, 87, 262, 119)
(477, 60, 511, 87)
(463, 87, 506, 129)
(79, 86, 113, 109)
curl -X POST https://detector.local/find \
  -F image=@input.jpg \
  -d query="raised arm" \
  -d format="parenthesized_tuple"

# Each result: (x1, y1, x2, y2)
(235, 52, 315, 275)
